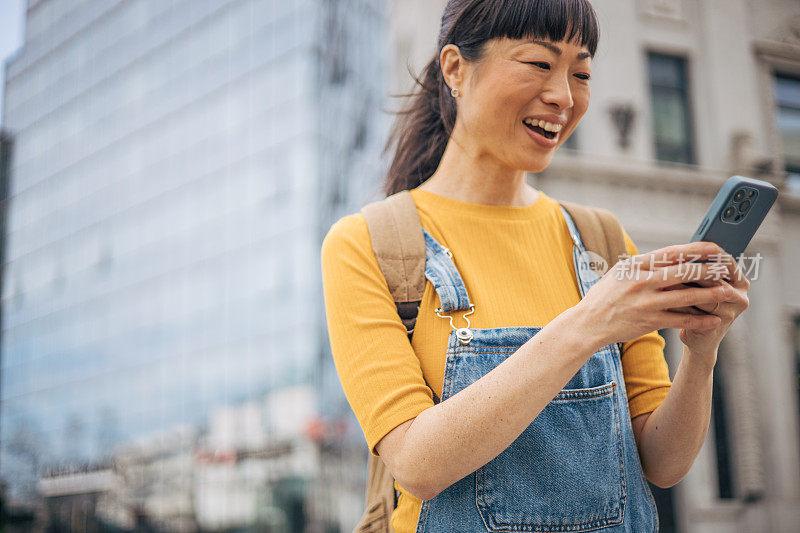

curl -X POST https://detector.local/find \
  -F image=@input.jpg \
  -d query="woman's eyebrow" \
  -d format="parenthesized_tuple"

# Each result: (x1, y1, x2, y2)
(527, 39, 592, 60)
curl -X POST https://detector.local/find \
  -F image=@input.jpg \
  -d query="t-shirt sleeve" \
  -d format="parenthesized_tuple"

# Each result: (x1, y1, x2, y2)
(320, 213, 435, 455)
(619, 228, 673, 419)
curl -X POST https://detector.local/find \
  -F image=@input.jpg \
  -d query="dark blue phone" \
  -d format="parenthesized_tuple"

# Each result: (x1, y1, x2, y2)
(689, 175, 778, 258)
(683, 175, 778, 304)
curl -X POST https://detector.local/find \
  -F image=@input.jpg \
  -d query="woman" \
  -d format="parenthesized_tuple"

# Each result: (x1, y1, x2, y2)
(321, 0, 750, 531)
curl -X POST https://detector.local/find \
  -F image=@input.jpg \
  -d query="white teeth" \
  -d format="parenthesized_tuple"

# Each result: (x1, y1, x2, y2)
(524, 118, 563, 132)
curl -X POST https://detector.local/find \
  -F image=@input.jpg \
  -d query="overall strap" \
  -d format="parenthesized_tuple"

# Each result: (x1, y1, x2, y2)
(361, 190, 426, 338)
(559, 200, 629, 356)
(559, 200, 628, 272)
(422, 227, 473, 314)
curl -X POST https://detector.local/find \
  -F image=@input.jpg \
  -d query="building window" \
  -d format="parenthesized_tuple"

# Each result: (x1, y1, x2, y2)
(773, 73, 800, 192)
(647, 52, 695, 164)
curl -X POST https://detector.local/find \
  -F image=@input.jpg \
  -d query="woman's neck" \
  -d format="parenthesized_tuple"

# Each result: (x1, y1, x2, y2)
(417, 177, 539, 207)
(418, 135, 539, 208)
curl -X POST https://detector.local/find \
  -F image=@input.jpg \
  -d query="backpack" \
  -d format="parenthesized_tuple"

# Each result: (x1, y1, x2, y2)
(353, 189, 629, 533)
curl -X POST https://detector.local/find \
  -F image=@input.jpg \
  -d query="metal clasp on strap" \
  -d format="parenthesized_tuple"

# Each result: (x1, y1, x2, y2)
(434, 304, 475, 345)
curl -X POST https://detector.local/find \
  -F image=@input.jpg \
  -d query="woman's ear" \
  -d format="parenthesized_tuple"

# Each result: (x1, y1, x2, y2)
(440, 44, 464, 94)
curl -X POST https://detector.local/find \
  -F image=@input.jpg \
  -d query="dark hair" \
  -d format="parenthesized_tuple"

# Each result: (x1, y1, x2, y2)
(382, 0, 600, 196)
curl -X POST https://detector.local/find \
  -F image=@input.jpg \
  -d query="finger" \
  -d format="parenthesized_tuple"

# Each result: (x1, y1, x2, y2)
(664, 279, 720, 292)
(659, 284, 730, 310)
(668, 279, 728, 311)
(656, 309, 722, 330)
(723, 258, 750, 289)
(668, 304, 710, 315)
(685, 250, 753, 291)
(681, 278, 723, 288)
(717, 279, 751, 311)
(642, 263, 734, 289)
(689, 279, 751, 315)
(691, 250, 734, 282)
(680, 255, 739, 286)
(692, 303, 717, 315)
(629, 241, 725, 270)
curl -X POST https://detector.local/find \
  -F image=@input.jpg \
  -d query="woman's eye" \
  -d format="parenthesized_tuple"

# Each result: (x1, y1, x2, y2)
(527, 62, 591, 81)
(527, 62, 550, 70)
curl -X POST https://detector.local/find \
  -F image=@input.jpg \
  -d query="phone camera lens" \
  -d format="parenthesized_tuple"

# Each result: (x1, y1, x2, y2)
(723, 206, 735, 218)
(739, 199, 750, 213)
(733, 189, 746, 202)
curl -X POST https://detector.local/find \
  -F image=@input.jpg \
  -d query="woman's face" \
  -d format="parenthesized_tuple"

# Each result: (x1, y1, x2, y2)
(444, 36, 592, 173)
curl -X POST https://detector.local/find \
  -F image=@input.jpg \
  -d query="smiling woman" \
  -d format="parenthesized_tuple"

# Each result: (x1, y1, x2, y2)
(321, 0, 751, 532)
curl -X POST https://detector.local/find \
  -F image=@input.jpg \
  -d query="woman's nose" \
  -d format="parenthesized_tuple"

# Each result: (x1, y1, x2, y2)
(540, 73, 574, 110)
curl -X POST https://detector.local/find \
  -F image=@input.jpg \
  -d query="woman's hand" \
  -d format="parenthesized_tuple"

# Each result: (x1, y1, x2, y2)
(576, 241, 742, 350)
(664, 255, 750, 359)
(625, 250, 750, 489)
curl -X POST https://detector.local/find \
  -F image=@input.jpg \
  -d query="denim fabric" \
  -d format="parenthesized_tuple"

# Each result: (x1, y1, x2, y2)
(561, 206, 602, 298)
(415, 207, 658, 532)
(423, 228, 473, 313)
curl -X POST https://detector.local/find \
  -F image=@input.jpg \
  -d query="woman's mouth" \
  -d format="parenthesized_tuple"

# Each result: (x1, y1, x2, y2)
(524, 122, 557, 139)
(523, 118, 562, 148)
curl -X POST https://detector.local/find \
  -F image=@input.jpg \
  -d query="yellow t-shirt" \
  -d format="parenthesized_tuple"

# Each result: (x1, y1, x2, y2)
(320, 187, 672, 533)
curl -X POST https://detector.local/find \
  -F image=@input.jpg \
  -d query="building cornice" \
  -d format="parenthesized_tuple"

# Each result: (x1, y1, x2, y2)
(752, 39, 800, 73)
(541, 152, 732, 195)
(543, 152, 800, 214)
(536, 152, 789, 249)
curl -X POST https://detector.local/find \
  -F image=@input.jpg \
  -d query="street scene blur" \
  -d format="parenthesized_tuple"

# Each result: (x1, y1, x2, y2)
(0, 0, 799, 531)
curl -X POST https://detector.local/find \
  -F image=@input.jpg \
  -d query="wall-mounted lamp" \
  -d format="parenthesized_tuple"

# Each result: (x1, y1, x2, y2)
(608, 103, 637, 151)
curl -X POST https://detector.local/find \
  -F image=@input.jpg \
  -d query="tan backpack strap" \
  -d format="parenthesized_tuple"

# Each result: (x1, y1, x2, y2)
(354, 455, 396, 533)
(355, 191, 426, 533)
(559, 200, 628, 270)
(361, 190, 426, 335)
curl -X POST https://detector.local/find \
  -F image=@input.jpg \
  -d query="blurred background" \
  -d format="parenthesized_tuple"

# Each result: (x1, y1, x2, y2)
(0, 0, 798, 531)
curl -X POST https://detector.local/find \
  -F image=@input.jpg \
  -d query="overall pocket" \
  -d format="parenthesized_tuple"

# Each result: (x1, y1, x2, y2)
(475, 381, 625, 532)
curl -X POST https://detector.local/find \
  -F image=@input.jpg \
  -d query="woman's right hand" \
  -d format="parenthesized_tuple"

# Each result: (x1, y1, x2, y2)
(577, 241, 735, 348)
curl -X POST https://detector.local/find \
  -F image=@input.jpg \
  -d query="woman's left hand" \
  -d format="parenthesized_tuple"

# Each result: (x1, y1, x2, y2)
(664, 252, 750, 358)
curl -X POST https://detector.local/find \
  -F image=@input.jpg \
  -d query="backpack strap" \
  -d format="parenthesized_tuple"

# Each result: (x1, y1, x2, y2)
(558, 200, 629, 270)
(361, 190, 426, 339)
(356, 190, 425, 533)
(355, 455, 396, 533)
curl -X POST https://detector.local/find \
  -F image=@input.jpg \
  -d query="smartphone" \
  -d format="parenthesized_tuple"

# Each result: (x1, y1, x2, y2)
(682, 175, 778, 301)
(689, 175, 778, 258)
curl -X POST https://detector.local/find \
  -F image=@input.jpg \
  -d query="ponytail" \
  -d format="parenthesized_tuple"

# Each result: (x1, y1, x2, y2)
(382, 54, 457, 197)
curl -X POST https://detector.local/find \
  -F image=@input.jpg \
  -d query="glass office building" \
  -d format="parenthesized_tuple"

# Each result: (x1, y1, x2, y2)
(0, 0, 385, 529)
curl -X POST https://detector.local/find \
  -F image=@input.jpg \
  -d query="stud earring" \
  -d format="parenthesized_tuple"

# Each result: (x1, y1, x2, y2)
(450, 87, 460, 98)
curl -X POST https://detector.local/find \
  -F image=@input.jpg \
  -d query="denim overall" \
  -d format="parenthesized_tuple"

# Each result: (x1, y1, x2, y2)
(414, 206, 658, 533)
